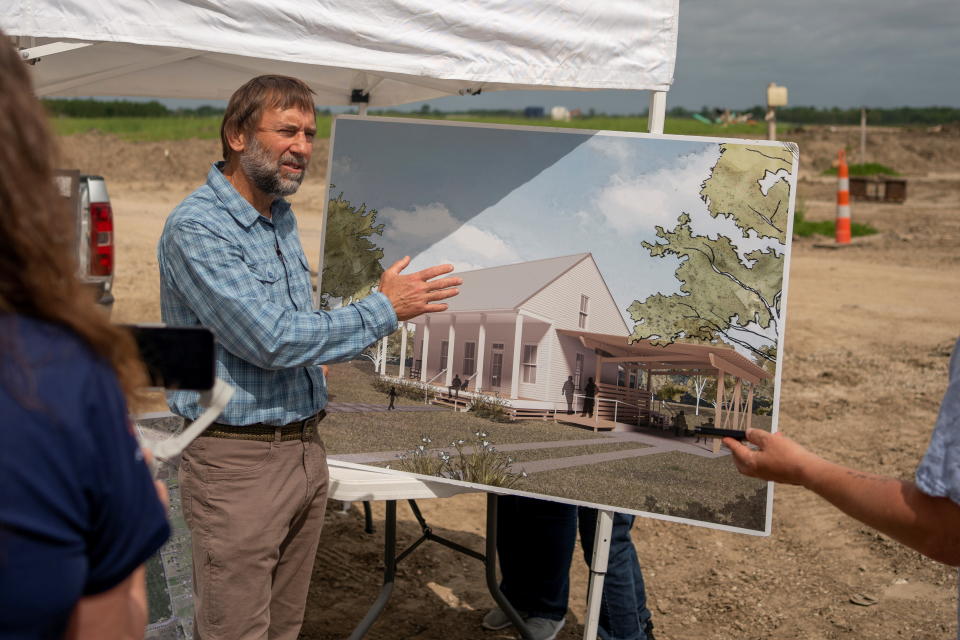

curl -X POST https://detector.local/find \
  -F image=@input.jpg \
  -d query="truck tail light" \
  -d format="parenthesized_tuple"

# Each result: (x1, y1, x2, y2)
(89, 201, 113, 276)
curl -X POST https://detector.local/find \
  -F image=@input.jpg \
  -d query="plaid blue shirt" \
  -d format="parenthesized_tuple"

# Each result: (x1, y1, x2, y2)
(158, 163, 396, 425)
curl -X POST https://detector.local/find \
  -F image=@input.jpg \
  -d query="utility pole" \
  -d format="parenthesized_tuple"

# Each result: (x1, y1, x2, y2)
(860, 107, 867, 164)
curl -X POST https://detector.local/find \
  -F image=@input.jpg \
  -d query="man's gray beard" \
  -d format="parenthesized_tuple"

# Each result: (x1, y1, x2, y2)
(239, 137, 307, 198)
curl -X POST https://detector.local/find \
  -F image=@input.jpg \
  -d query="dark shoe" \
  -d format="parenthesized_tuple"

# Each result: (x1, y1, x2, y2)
(482, 606, 528, 631)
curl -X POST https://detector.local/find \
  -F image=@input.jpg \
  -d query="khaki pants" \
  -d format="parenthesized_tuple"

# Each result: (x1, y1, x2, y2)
(180, 429, 329, 640)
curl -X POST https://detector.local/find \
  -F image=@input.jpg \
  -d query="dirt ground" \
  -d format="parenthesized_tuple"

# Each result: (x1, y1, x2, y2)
(59, 123, 960, 639)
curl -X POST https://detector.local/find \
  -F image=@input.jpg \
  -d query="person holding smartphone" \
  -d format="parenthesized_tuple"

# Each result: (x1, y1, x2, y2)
(0, 32, 170, 639)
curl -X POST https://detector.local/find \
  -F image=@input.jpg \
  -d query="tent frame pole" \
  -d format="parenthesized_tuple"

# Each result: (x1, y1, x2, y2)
(582, 89, 667, 640)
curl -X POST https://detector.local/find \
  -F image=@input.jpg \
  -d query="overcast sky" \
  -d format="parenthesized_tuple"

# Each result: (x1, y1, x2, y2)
(401, 0, 960, 112)
(153, 0, 959, 114)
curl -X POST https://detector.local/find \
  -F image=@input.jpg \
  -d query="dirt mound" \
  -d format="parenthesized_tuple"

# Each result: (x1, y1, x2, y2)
(783, 126, 960, 176)
(56, 133, 329, 185)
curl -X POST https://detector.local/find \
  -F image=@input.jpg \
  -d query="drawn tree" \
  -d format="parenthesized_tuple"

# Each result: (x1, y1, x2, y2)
(751, 345, 778, 414)
(360, 325, 415, 369)
(627, 143, 794, 364)
(690, 374, 709, 415)
(320, 192, 385, 308)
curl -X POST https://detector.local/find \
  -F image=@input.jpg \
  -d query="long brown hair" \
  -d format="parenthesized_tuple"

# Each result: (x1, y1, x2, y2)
(0, 32, 147, 405)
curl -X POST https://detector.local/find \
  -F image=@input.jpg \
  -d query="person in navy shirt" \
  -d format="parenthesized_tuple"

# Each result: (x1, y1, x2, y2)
(0, 318, 170, 639)
(0, 32, 169, 639)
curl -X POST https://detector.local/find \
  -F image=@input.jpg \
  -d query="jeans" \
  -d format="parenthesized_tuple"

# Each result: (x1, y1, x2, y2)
(497, 496, 654, 640)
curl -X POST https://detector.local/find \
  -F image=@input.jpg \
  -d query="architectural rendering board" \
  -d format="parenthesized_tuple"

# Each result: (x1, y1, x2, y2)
(319, 116, 799, 534)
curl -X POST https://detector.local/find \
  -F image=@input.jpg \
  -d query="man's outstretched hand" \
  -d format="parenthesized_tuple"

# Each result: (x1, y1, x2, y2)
(724, 428, 824, 487)
(379, 256, 462, 321)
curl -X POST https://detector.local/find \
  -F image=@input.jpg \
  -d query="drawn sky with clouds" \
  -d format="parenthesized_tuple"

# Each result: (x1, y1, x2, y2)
(326, 118, 789, 326)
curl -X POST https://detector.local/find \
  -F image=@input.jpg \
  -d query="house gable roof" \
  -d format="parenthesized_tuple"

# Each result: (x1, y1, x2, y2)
(442, 253, 591, 313)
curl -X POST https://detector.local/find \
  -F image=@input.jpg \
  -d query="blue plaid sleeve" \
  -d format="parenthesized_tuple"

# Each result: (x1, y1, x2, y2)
(161, 218, 396, 370)
(916, 338, 960, 506)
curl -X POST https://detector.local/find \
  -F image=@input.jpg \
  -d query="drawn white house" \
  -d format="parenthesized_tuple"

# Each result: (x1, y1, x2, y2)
(378, 252, 771, 436)
(400, 253, 629, 409)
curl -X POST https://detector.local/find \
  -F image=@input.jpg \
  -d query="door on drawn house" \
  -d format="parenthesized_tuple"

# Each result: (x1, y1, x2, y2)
(490, 343, 504, 389)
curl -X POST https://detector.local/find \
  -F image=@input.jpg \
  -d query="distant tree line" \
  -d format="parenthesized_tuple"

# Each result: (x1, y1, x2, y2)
(668, 105, 960, 126)
(41, 98, 229, 118)
(42, 98, 960, 126)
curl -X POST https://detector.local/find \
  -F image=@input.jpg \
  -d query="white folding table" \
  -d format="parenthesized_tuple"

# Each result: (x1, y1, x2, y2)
(327, 461, 537, 639)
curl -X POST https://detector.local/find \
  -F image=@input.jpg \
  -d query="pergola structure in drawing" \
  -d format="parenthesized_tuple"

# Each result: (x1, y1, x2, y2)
(558, 329, 771, 448)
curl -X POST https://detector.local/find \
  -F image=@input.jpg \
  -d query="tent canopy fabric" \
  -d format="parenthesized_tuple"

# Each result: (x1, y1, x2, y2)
(3, 0, 678, 104)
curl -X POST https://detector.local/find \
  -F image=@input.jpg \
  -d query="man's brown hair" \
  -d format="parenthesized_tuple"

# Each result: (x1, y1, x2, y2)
(220, 75, 317, 161)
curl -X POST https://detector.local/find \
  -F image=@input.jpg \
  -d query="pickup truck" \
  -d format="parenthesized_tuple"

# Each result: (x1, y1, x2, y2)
(54, 169, 115, 313)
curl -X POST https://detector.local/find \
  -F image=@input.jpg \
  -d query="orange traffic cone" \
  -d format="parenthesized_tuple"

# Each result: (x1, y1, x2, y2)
(836, 150, 851, 244)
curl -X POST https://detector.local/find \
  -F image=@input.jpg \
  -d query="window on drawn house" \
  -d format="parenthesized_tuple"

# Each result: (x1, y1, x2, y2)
(462, 342, 476, 376)
(579, 295, 589, 329)
(574, 353, 584, 388)
(629, 372, 637, 389)
(617, 365, 626, 388)
(439, 340, 449, 371)
(522, 344, 538, 384)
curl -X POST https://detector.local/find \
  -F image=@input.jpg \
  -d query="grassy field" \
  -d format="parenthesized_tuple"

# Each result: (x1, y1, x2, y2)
(430, 114, 777, 137)
(49, 113, 778, 141)
(793, 206, 878, 238)
(320, 402, 603, 455)
(327, 361, 426, 406)
(821, 162, 900, 176)
(522, 450, 768, 531)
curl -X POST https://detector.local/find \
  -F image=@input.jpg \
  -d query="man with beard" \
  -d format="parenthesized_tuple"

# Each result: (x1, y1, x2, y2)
(158, 75, 461, 640)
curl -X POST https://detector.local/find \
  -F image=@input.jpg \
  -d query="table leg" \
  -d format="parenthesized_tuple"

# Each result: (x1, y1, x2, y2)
(484, 494, 534, 640)
(363, 500, 374, 534)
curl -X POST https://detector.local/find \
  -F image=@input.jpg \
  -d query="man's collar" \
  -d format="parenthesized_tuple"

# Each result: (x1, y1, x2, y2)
(207, 162, 290, 227)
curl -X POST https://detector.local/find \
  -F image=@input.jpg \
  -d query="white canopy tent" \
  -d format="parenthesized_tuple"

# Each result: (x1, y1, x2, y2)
(3, 3, 680, 638)
(4, 0, 677, 118)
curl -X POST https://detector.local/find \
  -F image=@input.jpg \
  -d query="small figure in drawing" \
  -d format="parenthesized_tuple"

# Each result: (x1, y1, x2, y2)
(673, 409, 688, 437)
(387, 386, 397, 410)
(449, 374, 462, 399)
(581, 377, 596, 417)
(561, 376, 575, 414)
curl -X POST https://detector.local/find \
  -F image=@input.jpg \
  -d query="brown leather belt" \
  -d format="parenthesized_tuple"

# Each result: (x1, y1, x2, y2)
(202, 410, 326, 442)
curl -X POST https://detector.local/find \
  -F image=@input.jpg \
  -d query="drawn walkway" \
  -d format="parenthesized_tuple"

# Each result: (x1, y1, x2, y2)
(329, 429, 730, 475)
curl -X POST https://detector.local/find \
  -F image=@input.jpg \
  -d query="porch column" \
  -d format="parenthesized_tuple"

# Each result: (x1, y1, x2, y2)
(399, 323, 408, 379)
(510, 314, 524, 400)
(445, 316, 457, 388)
(745, 383, 755, 431)
(643, 367, 652, 420)
(420, 317, 430, 382)
(475, 314, 487, 393)
(379, 336, 388, 374)
(712, 371, 725, 453)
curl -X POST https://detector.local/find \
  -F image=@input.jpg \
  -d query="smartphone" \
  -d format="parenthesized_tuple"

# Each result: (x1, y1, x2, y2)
(124, 325, 215, 391)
